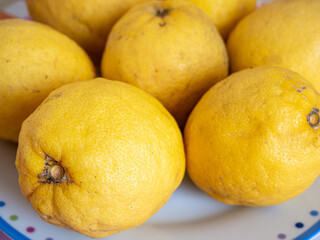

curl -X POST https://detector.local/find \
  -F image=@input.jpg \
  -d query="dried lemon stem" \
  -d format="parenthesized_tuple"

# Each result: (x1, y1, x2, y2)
(155, 8, 170, 18)
(309, 114, 319, 125)
(308, 108, 320, 129)
(49, 164, 65, 181)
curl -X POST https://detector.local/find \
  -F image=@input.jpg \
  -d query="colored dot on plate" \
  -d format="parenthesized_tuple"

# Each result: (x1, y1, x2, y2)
(310, 210, 319, 216)
(10, 215, 18, 221)
(278, 233, 286, 239)
(0, 201, 5, 207)
(46, 238, 54, 240)
(295, 222, 304, 228)
(26, 227, 35, 233)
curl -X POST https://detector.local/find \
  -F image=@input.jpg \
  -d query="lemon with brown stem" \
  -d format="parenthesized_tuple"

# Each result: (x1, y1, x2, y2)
(16, 78, 185, 238)
(101, 0, 228, 128)
(185, 66, 320, 206)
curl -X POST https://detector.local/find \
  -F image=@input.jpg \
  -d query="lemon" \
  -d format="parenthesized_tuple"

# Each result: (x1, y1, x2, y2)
(26, 0, 149, 63)
(227, 0, 320, 92)
(101, 0, 228, 128)
(185, 66, 320, 206)
(188, 0, 256, 39)
(0, 19, 95, 142)
(16, 78, 185, 238)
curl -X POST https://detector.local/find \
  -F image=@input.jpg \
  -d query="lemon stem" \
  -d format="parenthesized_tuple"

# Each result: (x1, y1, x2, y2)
(155, 8, 170, 18)
(307, 108, 320, 129)
(49, 164, 65, 181)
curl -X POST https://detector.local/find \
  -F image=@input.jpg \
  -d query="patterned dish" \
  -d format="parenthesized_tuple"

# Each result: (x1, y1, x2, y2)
(0, 0, 319, 239)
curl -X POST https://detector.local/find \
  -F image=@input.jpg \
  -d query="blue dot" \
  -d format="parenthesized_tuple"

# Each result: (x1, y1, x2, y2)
(295, 222, 304, 228)
(310, 210, 319, 216)
(0, 201, 5, 207)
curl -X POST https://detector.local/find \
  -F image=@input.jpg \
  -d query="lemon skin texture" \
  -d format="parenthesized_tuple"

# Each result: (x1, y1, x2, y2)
(185, 66, 320, 206)
(188, 0, 256, 39)
(26, 0, 150, 63)
(0, 19, 95, 142)
(101, 0, 228, 128)
(227, 0, 320, 92)
(16, 78, 185, 238)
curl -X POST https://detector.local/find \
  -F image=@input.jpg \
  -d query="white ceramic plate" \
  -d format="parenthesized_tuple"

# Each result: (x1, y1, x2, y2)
(0, 0, 320, 240)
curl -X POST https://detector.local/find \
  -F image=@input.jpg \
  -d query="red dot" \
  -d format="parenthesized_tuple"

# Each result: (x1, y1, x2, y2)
(26, 227, 35, 233)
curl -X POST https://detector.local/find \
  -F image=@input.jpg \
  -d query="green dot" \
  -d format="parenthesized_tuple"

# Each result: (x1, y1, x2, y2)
(10, 215, 18, 221)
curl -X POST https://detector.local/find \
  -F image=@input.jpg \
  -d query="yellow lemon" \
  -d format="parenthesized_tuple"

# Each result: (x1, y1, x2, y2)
(227, 0, 320, 92)
(26, 0, 149, 63)
(0, 19, 95, 142)
(184, 66, 320, 206)
(16, 78, 185, 238)
(188, 0, 256, 39)
(101, 0, 228, 128)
